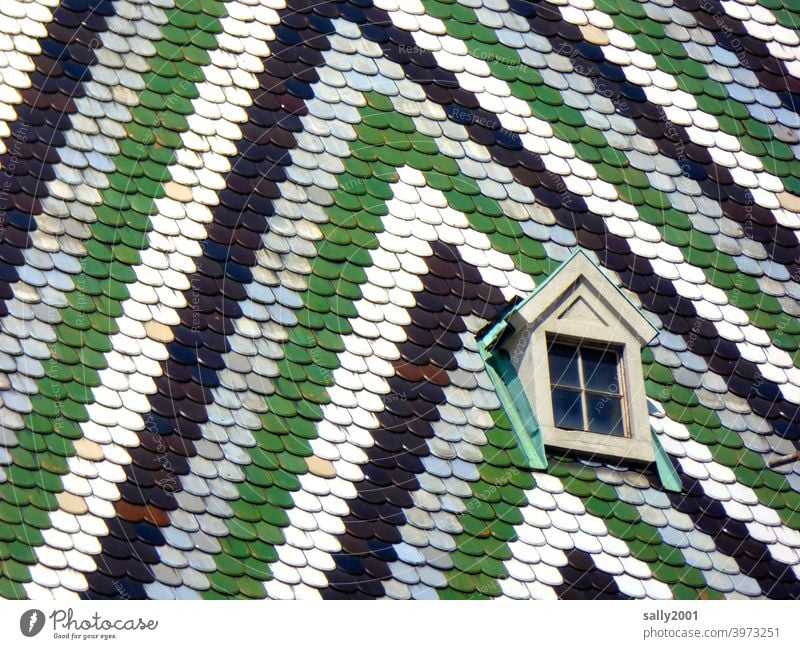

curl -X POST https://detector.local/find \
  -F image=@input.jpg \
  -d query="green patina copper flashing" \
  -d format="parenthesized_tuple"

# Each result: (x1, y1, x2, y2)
(478, 250, 680, 491)
(478, 343, 547, 470)
(652, 432, 682, 493)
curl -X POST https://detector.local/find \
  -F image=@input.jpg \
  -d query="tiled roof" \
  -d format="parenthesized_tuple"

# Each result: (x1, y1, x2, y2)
(0, 0, 799, 600)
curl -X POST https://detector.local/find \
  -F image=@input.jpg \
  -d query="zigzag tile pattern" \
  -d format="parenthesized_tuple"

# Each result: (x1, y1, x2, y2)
(0, 0, 800, 600)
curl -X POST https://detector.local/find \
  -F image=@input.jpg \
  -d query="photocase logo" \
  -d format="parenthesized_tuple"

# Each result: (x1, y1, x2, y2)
(20, 609, 45, 637)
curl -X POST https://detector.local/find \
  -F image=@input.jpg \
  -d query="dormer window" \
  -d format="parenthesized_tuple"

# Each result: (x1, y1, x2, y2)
(547, 339, 626, 437)
(477, 251, 678, 486)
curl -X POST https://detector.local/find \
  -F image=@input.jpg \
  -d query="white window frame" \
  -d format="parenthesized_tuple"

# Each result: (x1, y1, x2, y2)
(500, 252, 658, 463)
(546, 337, 628, 437)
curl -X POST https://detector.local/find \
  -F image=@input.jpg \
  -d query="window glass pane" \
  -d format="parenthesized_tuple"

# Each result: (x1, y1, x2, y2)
(581, 346, 620, 394)
(547, 342, 581, 388)
(586, 394, 625, 436)
(552, 388, 585, 430)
